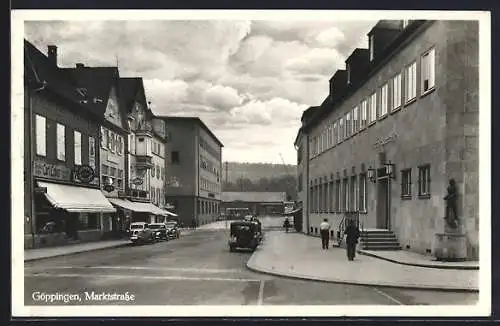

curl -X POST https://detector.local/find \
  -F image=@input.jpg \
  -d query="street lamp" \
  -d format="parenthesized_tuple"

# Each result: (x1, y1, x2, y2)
(384, 161, 396, 179)
(367, 166, 377, 183)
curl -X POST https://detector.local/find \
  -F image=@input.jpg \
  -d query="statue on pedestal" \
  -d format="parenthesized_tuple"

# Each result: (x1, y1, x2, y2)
(444, 179, 459, 228)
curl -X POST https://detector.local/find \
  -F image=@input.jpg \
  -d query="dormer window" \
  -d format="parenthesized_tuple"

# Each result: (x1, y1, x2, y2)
(369, 35, 374, 61)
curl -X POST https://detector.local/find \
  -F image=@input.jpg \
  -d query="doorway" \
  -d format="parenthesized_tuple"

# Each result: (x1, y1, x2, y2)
(376, 177, 391, 229)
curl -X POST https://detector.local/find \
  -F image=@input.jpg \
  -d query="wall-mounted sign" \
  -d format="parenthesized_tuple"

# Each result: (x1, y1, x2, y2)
(132, 177, 143, 185)
(103, 184, 115, 193)
(373, 130, 399, 150)
(33, 160, 71, 181)
(75, 165, 95, 184)
(208, 193, 215, 198)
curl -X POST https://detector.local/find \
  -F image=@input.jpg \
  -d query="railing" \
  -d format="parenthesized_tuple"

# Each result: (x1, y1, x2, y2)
(336, 211, 360, 245)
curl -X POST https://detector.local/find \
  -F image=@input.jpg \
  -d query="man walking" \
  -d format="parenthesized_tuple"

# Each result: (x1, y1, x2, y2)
(345, 219, 360, 261)
(319, 218, 331, 250)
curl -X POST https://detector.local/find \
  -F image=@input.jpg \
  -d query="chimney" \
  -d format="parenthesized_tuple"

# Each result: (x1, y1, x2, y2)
(47, 45, 57, 66)
(345, 48, 370, 86)
(367, 20, 404, 62)
(76, 63, 85, 69)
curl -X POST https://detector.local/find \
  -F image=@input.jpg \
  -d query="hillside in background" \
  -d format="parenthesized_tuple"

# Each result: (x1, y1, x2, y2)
(222, 162, 296, 183)
(222, 162, 297, 201)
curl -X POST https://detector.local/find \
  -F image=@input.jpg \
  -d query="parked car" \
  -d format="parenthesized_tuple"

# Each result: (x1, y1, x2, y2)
(149, 223, 169, 241)
(128, 222, 156, 244)
(164, 221, 180, 239)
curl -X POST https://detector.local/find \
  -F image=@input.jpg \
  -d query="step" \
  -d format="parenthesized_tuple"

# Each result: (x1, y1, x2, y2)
(361, 240, 400, 245)
(360, 235, 398, 240)
(361, 244, 402, 249)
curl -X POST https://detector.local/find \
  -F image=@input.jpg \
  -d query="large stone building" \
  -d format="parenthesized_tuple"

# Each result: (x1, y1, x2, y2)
(157, 116, 223, 227)
(221, 192, 287, 217)
(24, 40, 116, 248)
(295, 20, 479, 259)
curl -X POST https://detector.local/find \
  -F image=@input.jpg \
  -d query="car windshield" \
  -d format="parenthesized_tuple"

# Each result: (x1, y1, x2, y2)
(130, 224, 144, 229)
(149, 224, 162, 229)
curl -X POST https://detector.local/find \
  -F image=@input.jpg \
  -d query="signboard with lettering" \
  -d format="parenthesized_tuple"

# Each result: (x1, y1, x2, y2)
(75, 165, 95, 183)
(373, 131, 399, 150)
(33, 160, 72, 181)
(132, 177, 143, 185)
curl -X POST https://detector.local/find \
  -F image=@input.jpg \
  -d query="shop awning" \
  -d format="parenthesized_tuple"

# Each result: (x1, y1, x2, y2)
(108, 198, 144, 212)
(37, 181, 116, 213)
(163, 209, 178, 217)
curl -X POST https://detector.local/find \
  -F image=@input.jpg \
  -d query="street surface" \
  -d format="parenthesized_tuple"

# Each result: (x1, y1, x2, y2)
(24, 218, 478, 306)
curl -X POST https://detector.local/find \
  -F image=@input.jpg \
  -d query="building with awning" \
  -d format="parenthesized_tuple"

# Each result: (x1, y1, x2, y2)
(108, 198, 177, 225)
(38, 181, 116, 213)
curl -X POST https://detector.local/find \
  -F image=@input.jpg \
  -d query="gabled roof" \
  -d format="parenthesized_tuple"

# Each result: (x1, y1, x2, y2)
(221, 192, 287, 203)
(62, 66, 120, 118)
(118, 77, 150, 115)
(24, 40, 85, 107)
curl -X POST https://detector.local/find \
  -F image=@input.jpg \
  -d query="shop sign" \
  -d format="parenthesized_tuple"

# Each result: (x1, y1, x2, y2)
(132, 177, 143, 185)
(33, 160, 71, 181)
(75, 165, 95, 183)
(373, 130, 399, 150)
(34, 187, 47, 194)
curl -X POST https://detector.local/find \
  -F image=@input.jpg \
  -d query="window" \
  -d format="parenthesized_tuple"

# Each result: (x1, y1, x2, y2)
(421, 48, 435, 94)
(352, 107, 359, 134)
(171, 151, 179, 164)
(100, 127, 107, 149)
(359, 173, 367, 212)
(309, 187, 313, 213)
(346, 63, 351, 84)
(35, 115, 46, 156)
(369, 35, 374, 61)
(330, 123, 335, 147)
(392, 73, 402, 110)
(342, 178, 349, 211)
(369, 92, 377, 123)
(360, 100, 368, 129)
(328, 181, 334, 212)
(56, 123, 65, 161)
(338, 117, 344, 142)
(327, 125, 331, 148)
(106, 130, 112, 151)
(380, 83, 388, 117)
(161, 167, 165, 180)
(89, 136, 95, 169)
(350, 175, 357, 211)
(152, 164, 155, 177)
(345, 112, 351, 138)
(418, 165, 431, 197)
(74, 131, 82, 165)
(129, 134, 135, 154)
(405, 61, 417, 102)
(335, 180, 341, 212)
(333, 121, 338, 146)
(401, 169, 412, 198)
(316, 135, 320, 155)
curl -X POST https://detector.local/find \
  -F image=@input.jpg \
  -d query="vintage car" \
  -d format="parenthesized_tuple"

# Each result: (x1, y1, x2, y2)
(149, 223, 169, 241)
(228, 221, 260, 252)
(164, 221, 181, 239)
(128, 222, 156, 244)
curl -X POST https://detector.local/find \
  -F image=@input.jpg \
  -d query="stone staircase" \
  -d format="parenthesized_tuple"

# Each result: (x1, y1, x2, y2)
(359, 229, 402, 251)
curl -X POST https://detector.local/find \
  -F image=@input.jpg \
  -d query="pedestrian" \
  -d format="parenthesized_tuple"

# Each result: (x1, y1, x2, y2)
(283, 217, 291, 233)
(319, 218, 331, 250)
(345, 219, 360, 261)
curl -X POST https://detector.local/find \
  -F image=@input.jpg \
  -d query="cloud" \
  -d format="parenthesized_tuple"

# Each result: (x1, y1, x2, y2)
(24, 18, 376, 163)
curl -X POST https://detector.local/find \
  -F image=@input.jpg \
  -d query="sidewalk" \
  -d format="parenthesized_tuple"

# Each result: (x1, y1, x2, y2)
(24, 227, 196, 262)
(24, 239, 130, 262)
(246, 231, 479, 292)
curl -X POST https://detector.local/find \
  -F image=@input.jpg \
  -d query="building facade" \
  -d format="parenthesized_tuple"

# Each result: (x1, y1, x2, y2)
(159, 117, 223, 227)
(151, 118, 168, 223)
(24, 40, 116, 248)
(296, 20, 479, 259)
(63, 64, 130, 237)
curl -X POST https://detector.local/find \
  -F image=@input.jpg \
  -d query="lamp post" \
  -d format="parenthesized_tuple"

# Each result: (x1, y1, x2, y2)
(384, 161, 396, 179)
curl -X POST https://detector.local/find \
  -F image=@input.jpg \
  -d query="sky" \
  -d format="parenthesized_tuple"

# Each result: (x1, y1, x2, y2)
(24, 18, 376, 164)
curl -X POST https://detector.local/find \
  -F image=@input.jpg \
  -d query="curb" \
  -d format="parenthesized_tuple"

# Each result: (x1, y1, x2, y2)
(357, 250, 479, 271)
(245, 255, 478, 293)
(24, 243, 131, 262)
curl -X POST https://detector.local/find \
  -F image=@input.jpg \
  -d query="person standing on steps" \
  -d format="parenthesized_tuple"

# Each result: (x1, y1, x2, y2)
(345, 219, 360, 261)
(319, 218, 331, 250)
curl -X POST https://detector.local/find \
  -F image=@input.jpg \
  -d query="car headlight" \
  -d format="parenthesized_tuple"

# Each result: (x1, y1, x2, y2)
(156, 231, 160, 235)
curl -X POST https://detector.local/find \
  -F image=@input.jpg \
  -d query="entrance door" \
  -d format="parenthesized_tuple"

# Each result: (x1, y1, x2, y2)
(376, 177, 391, 229)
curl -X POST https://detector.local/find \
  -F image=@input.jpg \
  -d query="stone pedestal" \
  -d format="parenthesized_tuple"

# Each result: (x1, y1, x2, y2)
(433, 223, 467, 261)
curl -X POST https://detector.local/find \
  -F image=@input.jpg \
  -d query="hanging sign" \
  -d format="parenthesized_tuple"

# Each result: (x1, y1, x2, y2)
(132, 177, 143, 185)
(75, 165, 95, 183)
